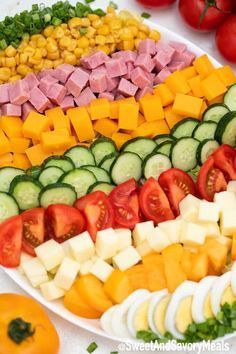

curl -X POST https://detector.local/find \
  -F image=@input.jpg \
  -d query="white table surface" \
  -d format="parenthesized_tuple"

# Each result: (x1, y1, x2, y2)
(0, 1, 235, 353)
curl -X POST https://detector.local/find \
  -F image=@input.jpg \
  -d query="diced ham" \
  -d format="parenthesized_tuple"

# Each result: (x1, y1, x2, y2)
(53, 64, 76, 83)
(181, 50, 196, 66)
(60, 95, 75, 111)
(39, 75, 58, 96)
(156, 41, 175, 58)
(168, 61, 186, 72)
(65, 68, 89, 97)
(99, 92, 114, 101)
(135, 53, 155, 73)
(47, 83, 67, 105)
(118, 78, 138, 97)
(154, 67, 172, 84)
(0, 84, 9, 104)
(106, 76, 119, 91)
(93, 64, 107, 73)
(135, 87, 153, 101)
(138, 39, 156, 55)
(38, 69, 54, 79)
(105, 58, 127, 78)
(169, 41, 187, 54)
(22, 102, 36, 121)
(89, 71, 107, 93)
(74, 87, 96, 107)
(29, 87, 50, 113)
(22, 73, 39, 90)
(1, 103, 21, 116)
(154, 51, 173, 71)
(115, 94, 125, 100)
(9, 80, 30, 105)
(112, 50, 137, 63)
(131, 67, 151, 89)
(81, 51, 109, 69)
(124, 62, 135, 80)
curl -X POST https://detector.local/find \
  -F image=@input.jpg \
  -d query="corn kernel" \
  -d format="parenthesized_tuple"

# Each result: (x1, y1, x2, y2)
(53, 59, 64, 68)
(43, 59, 53, 69)
(93, 19, 103, 29)
(34, 61, 44, 71)
(5, 57, 16, 67)
(17, 64, 31, 76)
(120, 28, 134, 40)
(15, 53, 20, 65)
(24, 46, 35, 56)
(60, 23, 68, 30)
(41, 48, 48, 57)
(123, 40, 135, 51)
(139, 24, 150, 35)
(59, 36, 71, 48)
(149, 30, 161, 41)
(70, 28, 80, 39)
(126, 19, 139, 27)
(5, 45, 17, 57)
(96, 45, 110, 55)
(109, 19, 122, 30)
(28, 57, 42, 66)
(89, 38, 95, 46)
(68, 17, 82, 29)
(0, 57, 6, 66)
(97, 25, 110, 36)
(88, 14, 99, 21)
(81, 18, 90, 27)
(46, 42, 58, 53)
(74, 47, 83, 58)
(33, 48, 43, 60)
(86, 27, 96, 38)
(47, 51, 60, 60)
(9, 74, 22, 82)
(67, 39, 77, 52)
(19, 53, 28, 65)
(105, 35, 115, 44)
(95, 35, 106, 46)
(29, 40, 37, 48)
(77, 37, 90, 48)
(37, 37, 47, 48)
(53, 27, 65, 39)
(44, 26, 54, 37)
(138, 31, 147, 40)
(64, 53, 77, 66)
(0, 67, 11, 81)
(129, 26, 138, 36)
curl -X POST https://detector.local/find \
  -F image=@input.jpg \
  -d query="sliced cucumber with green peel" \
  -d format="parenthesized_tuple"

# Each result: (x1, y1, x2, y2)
(98, 153, 117, 172)
(64, 146, 95, 168)
(87, 182, 115, 195)
(215, 111, 236, 147)
(171, 138, 199, 171)
(203, 104, 229, 123)
(59, 168, 97, 198)
(91, 138, 117, 165)
(110, 152, 142, 185)
(0, 192, 19, 222)
(38, 167, 64, 186)
(171, 118, 199, 139)
(82, 165, 111, 183)
(224, 84, 236, 110)
(193, 121, 217, 141)
(26, 166, 41, 179)
(121, 137, 156, 160)
(196, 139, 219, 165)
(43, 156, 74, 172)
(154, 141, 174, 157)
(39, 183, 77, 208)
(9, 175, 42, 210)
(187, 165, 200, 182)
(0, 167, 25, 193)
(153, 134, 176, 145)
(143, 152, 172, 180)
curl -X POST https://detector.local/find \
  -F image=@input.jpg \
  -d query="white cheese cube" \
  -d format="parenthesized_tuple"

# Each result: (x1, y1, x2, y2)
(69, 231, 95, 263)
(62, 239, 74, 259)
(79, 260, 94, 275)
(35, 239, 64, 271)
(112, 246, 141, 271)
(96, 228, 119, 260)
(147, 227, 171, 252)
(214, 191, 236, 212)
(54, 257, 80, 291)
(31, 275, 49, 288)
(133, 221, 154, 246)
(21, 258, 47, 279)
(135, 240, 153, 257)
(179, 194, 200, 222)
(114, 228, 132, 251)
(158, 219, 185, 243)
(18, 252, 34, 274)
(217, 236, 232, 250)
(220, 209, 236, 236)
(40, 281, 65, 301)
(227, 181, 236, 194)
(91, 255, 99, 263)
(90, 259, 114, 282)
(198, 201, 220, 222)
(180, 222, 207, 246)
(198, 222, 220, 238)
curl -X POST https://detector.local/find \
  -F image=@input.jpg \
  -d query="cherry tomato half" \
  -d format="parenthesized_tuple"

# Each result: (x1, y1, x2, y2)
(212, 144, 236, 180)
(21, 208, 45, 256)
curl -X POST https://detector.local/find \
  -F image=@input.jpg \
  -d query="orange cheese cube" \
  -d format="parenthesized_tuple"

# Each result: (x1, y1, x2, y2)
(90, 98, 110, 120)
(25, 144, 51, 166)
(22, 112, 51, 140)
(199, 100, 208, 119)
(200, 72, 227, 101)
(139, 95, 164, 122)
(12, 153, 31, 169)
(10, 138, 30, 153)
(0, 153, 13, 166)
(173, 93, 203, 118)
(153, 84, 175, 106)
(118, 102, 139, 130)
(53, 136, 78, 155)
(148, 119, 169, 136)
(181, 66, 197, 80)
(131, 122, 155, 138)
(121, 97, 136, 103)
(215, 66, 236, 87)
(93, 118, 118, 138)
(45, 107, 71, 134)
(164, 106, 183, 129)
(207, 94, 224, 106)
(188, 75, 204, 98)
(193, 55, 214, 79)
(1, 116, 23, 138)
(165, 71, 191, 95)
(138, 113, 146, 126)
(110, 101, 119, 119)
(112, 132, 132, 149)
(0, 130, 11, 154)
(68, 107, 95, 143)
(41, 131, 71, 153)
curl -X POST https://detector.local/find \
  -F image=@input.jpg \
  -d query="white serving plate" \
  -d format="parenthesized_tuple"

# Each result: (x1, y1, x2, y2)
(2, 21, 234, 343)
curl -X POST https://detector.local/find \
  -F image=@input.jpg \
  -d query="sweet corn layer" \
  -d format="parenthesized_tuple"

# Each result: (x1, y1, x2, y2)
(0, 8, 160, 83)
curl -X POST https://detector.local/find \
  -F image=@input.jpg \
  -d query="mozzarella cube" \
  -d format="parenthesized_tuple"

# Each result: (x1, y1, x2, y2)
(220, 209, 236, 236)
(198, 201, 220, 222)
(62, 239, 74, 259)
(179, 194, 200, 222)
(132, 221, 154, 246)
(147, 227, 171, 252)
(112, 246, 141, 271)
(90, 259, 114, 282)
(96, 228, 119, 260)
(21, 258, 47, 279)
(158, 219, 185, 243)
(35, 239, 64, 271)
(217, 236, 232, 251)
(40, 281, 65, 301)
(180, 222, 207, 246)
(227, 181, 236, 194)
(54, 257, 80, 291)
(214, 191, 236, 212)
(18, 252, 34, 274)
(91, 255, 99, 263)
(79, 260, 94, 275)
(198, 222, 220, 238)
(114, 228, 132, 251)
(69, 232, 95, 263)
(135, 240, 153, 257)
(31, 275, 49, 288)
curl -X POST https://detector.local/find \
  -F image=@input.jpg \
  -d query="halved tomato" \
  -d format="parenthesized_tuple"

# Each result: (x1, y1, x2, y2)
(159, 168, 197, 216)
(0, 215, 22, 268)
(75, 191, 114, 242)
(21, 208, 45, 256)
(212, 144, 236, 181)
(139, 177, 174, 224)
(197, 156, 227, 201)
(46, 204, 85, 243)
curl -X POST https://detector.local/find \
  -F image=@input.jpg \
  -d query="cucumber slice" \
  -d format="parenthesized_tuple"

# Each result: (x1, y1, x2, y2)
(87, 182, 115, 195)
(82, 165, 111, 183)
(224, 84, 236, 110)
(196, 139, 219, 165)
(215, 111, 236, 147)
(171, 118, 199, 139)
(143, 152, 172, 180)
(0, 167, 25, 193)
(0, 192, 19, 223)
(187, 165, 200, 182)
(98, 153, 117, 172)
(60, 168, 97, 198)
(154, 141, 174, 157)
(38, 167, 64, 187)
(153, 134, 176, 145)
(193, 121, 217, 141)
(171, 138, 199, 171)
(64, 146, 95, 168)
(26, 166, 42, 179)
(203, 104, 229, 123)
(110, 152, 142, 185)
(43, 156, 74, 172)
(121, 137, 156, 160)
(9, 175, 42, 210)
(91, 138, 117, 165)
(39, 183, 77, 208)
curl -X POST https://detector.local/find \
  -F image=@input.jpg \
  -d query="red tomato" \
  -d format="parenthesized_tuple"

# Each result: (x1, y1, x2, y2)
(137, 0, 176, 8)
(216, 14, 236, 62)
(21, 208, 45, 256)
(109, 179, 140, 229)
(0, 216, 22, 268)
(158, 168, 197, 216)
(197, 156, 227, 201)
(179, 0, 233, 31)
(46, 204, 85, 243)
(139, 177, 174, 224)
(212, 144, 236, 180)
(75, 192, 114, 241)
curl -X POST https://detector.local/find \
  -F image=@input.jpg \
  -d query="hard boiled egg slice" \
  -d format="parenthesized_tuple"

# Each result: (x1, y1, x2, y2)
(127, 292, 152, 338)
(165, 281, 198, 340)
(148, 289, 170, 338)
(100, 305, 119, 336)
(192, 276, 218, 323)
(111, 289, 150, 338)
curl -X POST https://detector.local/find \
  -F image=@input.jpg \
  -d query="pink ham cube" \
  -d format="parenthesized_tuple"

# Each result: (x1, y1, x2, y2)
(90, 71, 107, 93)
(38, 69, 54, 79)
(182, 50, 196, 66)
(93, 64, 107, 73)
(138, 39, 156, 55)
(53, 64, 75, 83)
(135, 53, 155, 73)
(112, 50, 137, 63)
(115, 94, 125, 100)
(22, 102, 36, 121)
(106, 76, 119, 91)
(99, 92, 114, 101)
(9, 80, 30, 105)
(81, 51, 109, 69)
(22, 73, 39, 90)
(156, 41, 175, 58)
(1, 103, 21, 116)
(131, 67, 151, 89)
(154, 67, 172, 84)
(118, 78, 138, 97)
(169, 41, 187, 54)
(74, 87, 96, 107)
(105, 58, 127, 78)
(47, 83, 67, 105)
(135, 87, 153, 101)
(0, 84, 9, 104)
(29, 87, 50, 113)
(60, 95, 75, 111)
(65, 68, 89, 97)
(125, 63, 135, 80)
(39, 75, 58, 96)
(168, 61, 186, 72)
(154, 51, 173, 71)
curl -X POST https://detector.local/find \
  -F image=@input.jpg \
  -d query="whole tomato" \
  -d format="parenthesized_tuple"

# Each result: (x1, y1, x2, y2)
(137, 0, 176, 8)
(216, 14, 236, 62)
(178, 0, 233, 31)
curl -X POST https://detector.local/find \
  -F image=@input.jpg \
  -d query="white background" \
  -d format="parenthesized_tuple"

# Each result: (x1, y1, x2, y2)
(0, 0, 235, 353)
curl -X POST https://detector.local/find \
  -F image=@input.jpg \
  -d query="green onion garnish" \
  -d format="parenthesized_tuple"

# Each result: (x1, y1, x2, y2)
(93, 8, 106, 17)
(0, 39, 7, 50)
(109, 1, 118, 9)
(87, 342, 98, 353)
(85, 0, 95, 3)
(80, 27, 88, 35)
(141, 12, 151, 19)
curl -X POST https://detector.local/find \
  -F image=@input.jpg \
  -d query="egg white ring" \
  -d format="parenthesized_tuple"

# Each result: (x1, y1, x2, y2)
(210, 271, 232, 317)
(192, 276, 218, 324)
(100, 305, 120, 335)
(111, 289, 150, 338)
(165, 281, 198, 340)
(127, 292, 152, 338)
(147, 289, 169, 337)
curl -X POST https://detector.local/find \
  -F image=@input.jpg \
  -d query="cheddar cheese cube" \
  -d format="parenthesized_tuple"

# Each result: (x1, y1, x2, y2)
(93, 118, 118, 138)
(109, 101, 119, 119)
(22, 112, 51, 140)
(165, 71, 191, 95)
(111, 132, 132, 149)
(200, 72, 227, 101)
(90, 98, 110, 120)
(215, 66, 236, 87)
(25, 144, 51, 166)
(193, 55, 214, 79)
(41, 130, 71, 153)
(147, 120, 169, 137)
(199, 101, 208, 119)
(164, 106, 183, 129)
(45, 107, 71, 134)
(188, 75, 204, 98)
(1, 116, 23, 138)
(12, 153, 31, 169)
(131, 122, 154, 138)
(0, 130, 11, 155)
(207, 94, 224, 106)
(139, 95, 164, 122)
(118, 102, 139, 130)
(181, 66, 197, 80)
(68, 107, 95, 142)
(0, 153, 13, 166)
(153, 84, 175, 106)
(173, 93, 203, 118)
(138, 113, 146, 126)
(10, 138, 30, 153)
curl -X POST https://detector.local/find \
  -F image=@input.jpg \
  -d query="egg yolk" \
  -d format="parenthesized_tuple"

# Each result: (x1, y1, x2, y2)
(154, 295, 171, 336)
(221, 286, 236, 305)
(134, 300, 149, 332)
(203, 293, 214, 319)
(175, 296, 193, 333)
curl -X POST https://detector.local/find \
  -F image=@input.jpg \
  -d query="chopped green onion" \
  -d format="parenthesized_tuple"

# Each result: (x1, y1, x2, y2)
(93, 8, 106, 17)
(141, 12, 151, 19)
(52, 17, 62, 26)
(85, 0, 95, 3)
(109, 1, 118, 9)
(110, 352, 118, 354)
(80, 27, 88, 35)
(44, 13, 51, 23)
(87, 342, 98, 353)
(0, 39, 7, 49)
